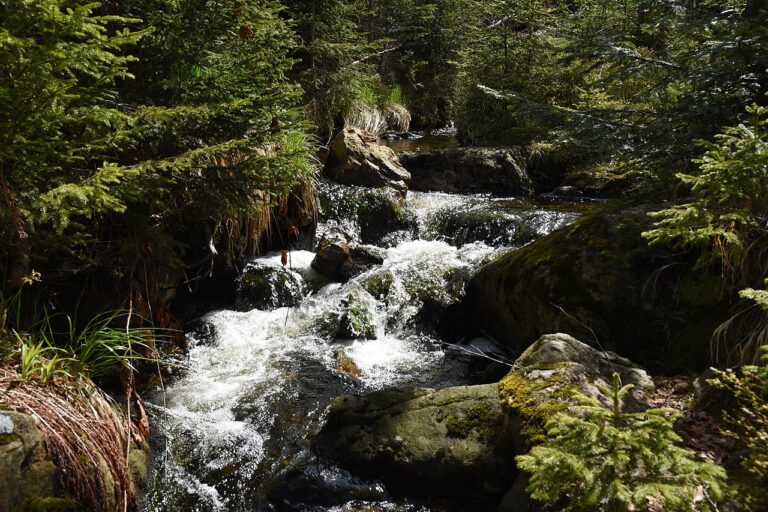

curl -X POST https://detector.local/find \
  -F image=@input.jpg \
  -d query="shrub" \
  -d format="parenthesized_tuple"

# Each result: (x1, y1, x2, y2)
(516, 372, 727, 511)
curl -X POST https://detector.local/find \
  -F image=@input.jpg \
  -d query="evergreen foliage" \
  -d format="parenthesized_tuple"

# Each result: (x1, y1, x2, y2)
(643, 104, 768, 273)
(1, 0, 313, 315)
(644, 104, 768, 364)
(710, 342, 768, 509)
(282, 0, 380, 133)
(516, 373, 726, 511)
(453, 0, 768, 176)
(0, 0, 143, 257)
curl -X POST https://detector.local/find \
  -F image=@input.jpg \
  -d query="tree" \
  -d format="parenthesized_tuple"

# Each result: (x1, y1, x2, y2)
(1, 0, 314, 331)
(0, 0, 143, 286)
(516, 373, 726, 511)
(282, 0, 380, 134)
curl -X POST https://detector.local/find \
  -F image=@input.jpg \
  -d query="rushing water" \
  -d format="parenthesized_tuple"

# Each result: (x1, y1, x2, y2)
(142, 182, 591, 512)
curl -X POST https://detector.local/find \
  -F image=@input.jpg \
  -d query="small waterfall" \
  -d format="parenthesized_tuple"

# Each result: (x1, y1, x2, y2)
(143, 181, 593, 511)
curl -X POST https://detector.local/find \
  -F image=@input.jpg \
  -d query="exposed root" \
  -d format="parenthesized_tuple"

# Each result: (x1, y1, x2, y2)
(0, 368, 139, 511)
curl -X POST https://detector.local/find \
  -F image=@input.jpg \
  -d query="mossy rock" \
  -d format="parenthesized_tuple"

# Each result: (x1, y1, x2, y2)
(499, 333, 654, 445)
(360, 270, 394, 298)
(16, 496, 82, 512)
(398, 147, 534, 195)
(317, 181, 412, 244)
(235, 262, 306, 311)
(314, 333, 654, 507)
(469, 205, 734, 374)
(314, 384, 517, 502)
(318, 291, 378, 341)
(0, 412, 57, 512)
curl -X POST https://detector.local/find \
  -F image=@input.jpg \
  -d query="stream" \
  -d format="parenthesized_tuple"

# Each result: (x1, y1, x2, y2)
(142, 175, 592, 511)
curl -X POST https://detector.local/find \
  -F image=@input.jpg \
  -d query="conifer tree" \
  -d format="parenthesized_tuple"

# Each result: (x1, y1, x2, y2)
(282, 0, 379, 133)
(0, 0, 144, 285)
(516, 373, 727, 511)
(710, 342, 768, 509)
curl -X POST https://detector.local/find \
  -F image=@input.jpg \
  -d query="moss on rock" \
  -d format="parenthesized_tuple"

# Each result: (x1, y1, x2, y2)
(498, 371, 571, 444)
(469, 205, 734, 374)
(17, 496, 82, 512)
(445, 402, 495, 439)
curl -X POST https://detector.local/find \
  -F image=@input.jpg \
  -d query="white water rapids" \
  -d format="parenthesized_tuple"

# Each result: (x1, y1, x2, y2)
(143, 187, 585, 511)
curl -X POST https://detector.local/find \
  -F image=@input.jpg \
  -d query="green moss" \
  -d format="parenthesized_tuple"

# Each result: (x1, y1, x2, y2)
(17, 496, 82, 512)
(499, 371, 572, 444)
(0, 432, 21, 445)
(445, 402, 495, 439)
(363, 271, 394, 298)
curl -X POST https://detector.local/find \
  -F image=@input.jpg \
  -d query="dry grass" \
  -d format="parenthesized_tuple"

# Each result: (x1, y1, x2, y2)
(345, 106, 388, 135)
(220, 174, 318, 260)
(712, 301, 768, 366)
(0, 367, 138, 511)
(384, 103, 411, 133)
(345, 103, 411, 135)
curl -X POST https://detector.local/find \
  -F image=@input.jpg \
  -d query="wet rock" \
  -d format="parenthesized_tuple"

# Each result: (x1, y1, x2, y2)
(185, 318, 218, 345)
(0, 411, 57, 511)
(431, 205, 520, 247)
(549, 185, 583, 198)
(265, 462, 389, 509)
(235, 261, 306, 311)
(327, 292, 377, 341)
(318, 181, 411, 245)
(358, 253, 474, 338)
(324, 128, 411, 193)
(562, 167, 637, 198)
(314, 384, 516, 501)
(469, 205, 733, 374)
(399, 147, 534, 195)
(315, 333, 654, 507)
(312, 227, 385, 283)
(335, 350, 362, 378)
(360, 269, 395, 299)
(428, 202, 576, 248)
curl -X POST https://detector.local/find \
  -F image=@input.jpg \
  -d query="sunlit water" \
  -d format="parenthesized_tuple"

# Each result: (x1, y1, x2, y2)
(142, 186, 591, 512)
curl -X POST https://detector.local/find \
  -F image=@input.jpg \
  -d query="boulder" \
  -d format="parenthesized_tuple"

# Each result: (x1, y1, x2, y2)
(561, 167, 637, 198)
(311, 227, 385, 283)
(324, 128, 411, 192)
(498, 333, 653, 448)
(516, 333, 654, 391)
(358, 259, 474, 339)
(0, 411, 58, 511)
(548, 185, 583, 198)
(426, 202, 579, 248)
(318, 181, 411, 245)
(398, 147, 534, 195)
(235, 261, 306, 311)
(314, 334, 654, 505)
(469, 205, 733, 374)
(314, 384, 516, 501)
(331, 292, 377, 340)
